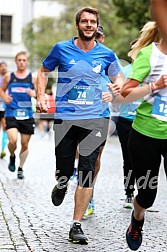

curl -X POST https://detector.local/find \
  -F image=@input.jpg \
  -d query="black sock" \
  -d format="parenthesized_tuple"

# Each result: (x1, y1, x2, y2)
(18, 167, 23, 171)
(132, 211, 144, 227)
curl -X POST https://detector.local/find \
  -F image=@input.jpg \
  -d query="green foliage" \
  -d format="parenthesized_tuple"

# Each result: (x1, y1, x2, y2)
(112, 0, 150, 28)
(22, 0, 151, 69)
(22, 16, 59, 70)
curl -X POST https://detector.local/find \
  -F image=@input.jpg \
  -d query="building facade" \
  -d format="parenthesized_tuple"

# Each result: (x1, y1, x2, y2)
(0, 0, 64, 70)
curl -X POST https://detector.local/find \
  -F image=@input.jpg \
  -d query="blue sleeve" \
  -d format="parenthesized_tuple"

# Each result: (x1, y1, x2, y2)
(106, 53, 122, 77)
(122, 64, 132, 78)
(42, 44, 60, 71)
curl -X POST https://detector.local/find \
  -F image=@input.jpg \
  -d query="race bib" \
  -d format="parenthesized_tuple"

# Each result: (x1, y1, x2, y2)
(151, 94, 167, 122)
(14, 109, 29, 120)
(68, 85, 95, 105)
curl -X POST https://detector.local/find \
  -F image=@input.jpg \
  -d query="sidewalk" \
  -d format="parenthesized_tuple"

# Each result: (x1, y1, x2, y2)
(0, 130, 167, 252)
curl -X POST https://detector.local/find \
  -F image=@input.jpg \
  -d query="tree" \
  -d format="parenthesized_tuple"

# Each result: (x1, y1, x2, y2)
(22, 16, 60, 70)
(22, 0, 151, 69)
(112, 0, 150, 28)
(53, 0, 151, 59)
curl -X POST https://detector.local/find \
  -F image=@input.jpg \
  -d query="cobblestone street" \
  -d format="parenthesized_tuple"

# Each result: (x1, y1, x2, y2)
(0, 129, 167, 252)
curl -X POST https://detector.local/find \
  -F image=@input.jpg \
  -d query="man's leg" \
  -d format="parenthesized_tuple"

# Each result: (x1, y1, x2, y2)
(19, 134, 31, 167)
(83, 145, 104, 217)
(116, 117, 135, 208)
(73, 186, 93, 221)
(69, 119, 104, 244)
(94, 145, 104, 180)
(73, 147, 99, 220)
(0, 117, 8, 158)
(7, 128, 18, 172)
(69, 150, 98, 245)
(17, 133, 31, 179)
(52, 121, 78, 206)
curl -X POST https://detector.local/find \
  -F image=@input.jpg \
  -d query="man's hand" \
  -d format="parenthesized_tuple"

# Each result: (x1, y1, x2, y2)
(27, 88, 36, 98)
(36, 94, 50, 113)
(3, 94, 13, 104)
(102, 92, 113, 102)
(106, 83, 121, 98)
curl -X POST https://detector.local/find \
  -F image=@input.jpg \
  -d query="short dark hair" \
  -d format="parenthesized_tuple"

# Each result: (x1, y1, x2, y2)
(95, 33, 102, 40)
(75, 7, 100, 26)
(0, 62, 7, 67)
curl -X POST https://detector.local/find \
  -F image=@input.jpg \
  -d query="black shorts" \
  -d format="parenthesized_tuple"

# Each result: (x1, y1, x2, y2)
(53, 118, 109, 187)
(5, 117, 35, 135)
(0, 111, 5, 119)
(100, 117, 110, 147)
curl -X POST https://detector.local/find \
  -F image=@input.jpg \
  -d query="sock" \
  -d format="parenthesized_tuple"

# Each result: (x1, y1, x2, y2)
(70, 220, 81, 229)
(10, 154, 15, 164)
(18, 167, 23, 171)
(2, 131, 8, 151)
(132, 212, 144, 227)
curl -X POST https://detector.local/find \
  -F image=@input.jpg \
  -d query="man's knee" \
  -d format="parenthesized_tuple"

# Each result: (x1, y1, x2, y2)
(136, 193, 156, 209)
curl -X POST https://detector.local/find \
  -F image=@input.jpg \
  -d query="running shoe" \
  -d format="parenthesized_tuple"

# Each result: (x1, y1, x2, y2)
(0, 150, 6, 159)
(123, 194, 134, 209)
(68, 222, 88, 245)
(84, 206, 93, 217)
(90, 195, 95, 212)
(51, 184, 68, 206)
(84, 196, 95, 217)
(126, 212, 143, 250)
(17, 169, 24, 179)
(8, 155, 16, 172)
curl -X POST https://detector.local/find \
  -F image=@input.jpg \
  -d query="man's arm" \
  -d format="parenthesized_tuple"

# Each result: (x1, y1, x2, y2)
(0, 73, 12, 104)
(150, 0, 167, 39)
(108, 72, 124, 100)
(27, 73, 37, 98)
(36, 66, 51, 113)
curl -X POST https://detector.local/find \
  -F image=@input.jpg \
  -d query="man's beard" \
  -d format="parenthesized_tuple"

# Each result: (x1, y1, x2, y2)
(78, 29, 96, 41)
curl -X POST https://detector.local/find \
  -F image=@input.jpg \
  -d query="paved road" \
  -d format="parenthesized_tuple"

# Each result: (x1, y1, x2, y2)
(0, 129, 167, 252)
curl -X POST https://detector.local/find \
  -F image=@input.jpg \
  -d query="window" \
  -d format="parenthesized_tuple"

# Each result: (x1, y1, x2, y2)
(0, 15, 12, 43)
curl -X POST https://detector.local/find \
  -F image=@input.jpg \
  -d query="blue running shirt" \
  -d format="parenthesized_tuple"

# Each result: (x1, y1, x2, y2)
(5, 72, 34, 119)
(43, 38, 121, 120)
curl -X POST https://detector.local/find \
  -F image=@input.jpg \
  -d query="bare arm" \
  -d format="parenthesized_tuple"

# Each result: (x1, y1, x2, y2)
(26, 72, 38, 98)
(36, 66, 51, 113)
(150, 0, 167, 39)
(119, 79, 150, 103)
(108, 72, 124, 100)
(27, 75, 37, 98)
(0, 73, 13, 104)
(107, 79, 149, 104)
(107, 74, 167, 104)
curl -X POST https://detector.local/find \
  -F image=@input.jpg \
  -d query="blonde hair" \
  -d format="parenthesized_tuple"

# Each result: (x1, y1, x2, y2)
(15, 51, 28, 61)
(128, 21, 160, 60)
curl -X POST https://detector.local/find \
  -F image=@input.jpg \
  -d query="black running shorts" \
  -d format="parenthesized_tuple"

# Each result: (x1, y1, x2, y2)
(5, 117, 35, 135)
